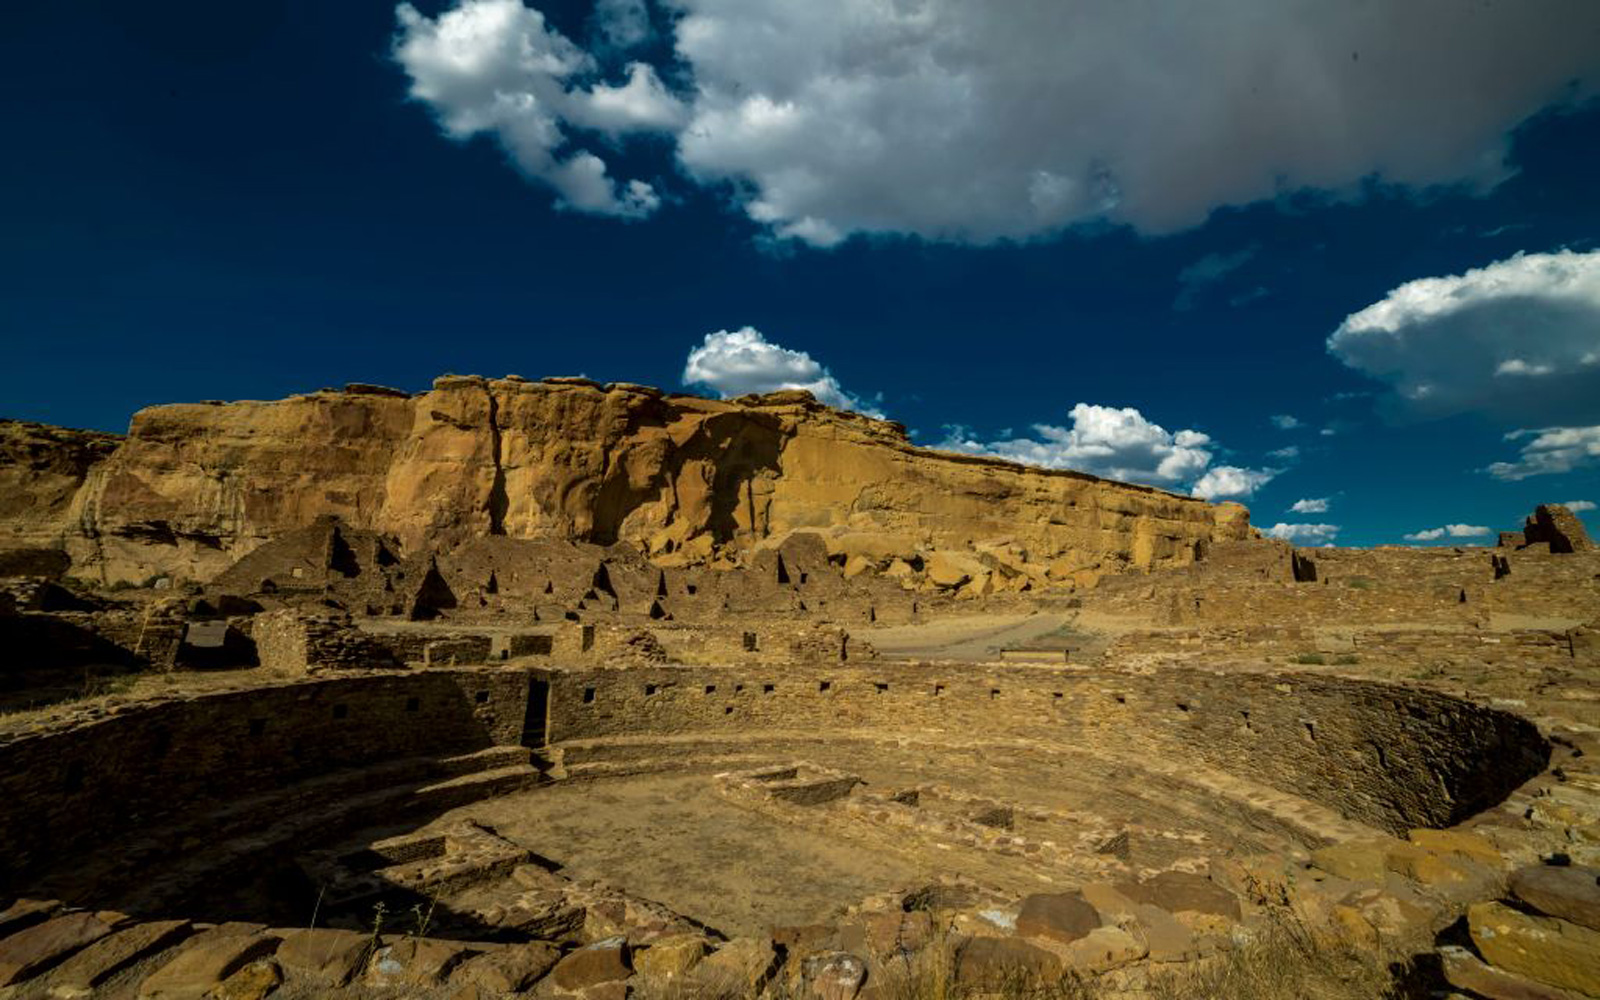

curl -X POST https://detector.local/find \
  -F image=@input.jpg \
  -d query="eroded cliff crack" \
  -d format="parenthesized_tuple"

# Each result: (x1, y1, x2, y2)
(485, 387, 508, 536)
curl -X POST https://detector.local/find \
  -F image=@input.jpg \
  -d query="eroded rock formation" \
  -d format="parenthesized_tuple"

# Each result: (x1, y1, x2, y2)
(4, 376, 1251, 586)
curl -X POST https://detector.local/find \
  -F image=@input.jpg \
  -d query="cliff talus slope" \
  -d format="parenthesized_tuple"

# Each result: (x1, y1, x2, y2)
(4, 376, 1251, 586)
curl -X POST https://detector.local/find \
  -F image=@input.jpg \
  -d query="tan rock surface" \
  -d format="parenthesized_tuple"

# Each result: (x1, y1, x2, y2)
(1469, 900, 1600, 996)
(0, 378, 1247, 584)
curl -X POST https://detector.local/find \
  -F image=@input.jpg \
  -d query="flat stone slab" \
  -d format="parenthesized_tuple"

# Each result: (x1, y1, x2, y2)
(1469, 901, 1600, 997)
(1509, 864, 1600, 932)
(551, 936, 632, 990)
(0, 912, 121, 985)
(0, 899, 62, 940)
(1440, 944, 1591, 1000)
(137, 932, 280, 1000)
(273, 927, 372, 986)
(1115, 871, 1241, 920)
(1015, 892, 1101, 945)
(366, 937, 473, 987)
(48, 919, 193, 996)
(954, 936, 1062, 987)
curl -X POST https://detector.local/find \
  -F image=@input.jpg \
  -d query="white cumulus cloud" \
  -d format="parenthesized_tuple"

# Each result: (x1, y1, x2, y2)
(398, 1, 1600, 245)
(1403, 524, 1492, 542)
(1289, 498, 1330, 514)
(1192, 466, 1278, 501)
(939, 404, 1213, 487)
(1271, 415, 1302, 430)
(1487, 425, 1600, 480)
(1264, 523, 1340, 544)
(1562, 500, 1596, 512)
(682, 326, 882, 417)
(394, 0, 684, 218)
(1328, 250, 1600, 423)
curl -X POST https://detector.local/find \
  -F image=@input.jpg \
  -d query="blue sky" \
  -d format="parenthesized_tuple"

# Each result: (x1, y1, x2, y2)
(3, 0, 1599, 546)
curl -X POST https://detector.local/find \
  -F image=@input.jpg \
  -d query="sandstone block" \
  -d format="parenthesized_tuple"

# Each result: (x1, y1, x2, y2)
(1410, 828, 1505, 867)
(0, 899, 62, 939)
(207, 959, 280, 1000)
(1015, 892, 1100, 945)
(799, 950, 867, 1000)
(551, 937, 631, 991)
(691, 937, 777, 992)
(1386, 843, 1490, 886)
(0, 911, 121, 985)
(1469, 901, 1600, 996)
(1311, 839, 1394, 882)
(138, 932, 280, 1000)
(1060, 926, 1147, 973)
(1509, 864, 1600, 932)
(1116, 871, 1241, 920)
(953, 936, 1062, 987)
(450, 941, 561, 993)
(632, 934, 708, 980)
(1131, 905, 1197, 963)
(48, 920, 193, 995)
(272, 928, 371, 986)
(1078, 883, 1139, 919)
(366, 938, 472, 987)
(1440, 945, 1591, 1000)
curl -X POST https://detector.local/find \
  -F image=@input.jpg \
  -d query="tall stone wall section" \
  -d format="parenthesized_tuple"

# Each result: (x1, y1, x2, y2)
(545, 662, 1547, 836)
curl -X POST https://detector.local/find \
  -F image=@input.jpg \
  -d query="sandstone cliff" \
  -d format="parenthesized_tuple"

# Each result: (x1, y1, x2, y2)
(0, 419, 121, 576)
(4, 376, 1252, 587)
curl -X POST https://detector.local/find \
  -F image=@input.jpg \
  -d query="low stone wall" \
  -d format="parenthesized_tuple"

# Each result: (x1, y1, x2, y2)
(0, 668, 533, 890)
(545, 662, 1548, 835)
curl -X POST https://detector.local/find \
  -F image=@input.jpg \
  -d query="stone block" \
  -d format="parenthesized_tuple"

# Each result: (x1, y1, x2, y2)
(953, 936, 1062, 987)
(0, 911, 121, 985)
(1015, 892, 1100, 945)
(631, 934, 708, 980)
(691, 937, 777, 992)
(799, 951, 867, 1000)
(1509, 864, 1600, 932)
(0, 899, 62, 939)
(138, 932, 280, 1000)
(209, 959, 280, 1000)
(1060, 926, 1147, 973)
(1469, 900, 1600, 997)
(1131, 905, 1197, 963)
(1115, 871, 1241, 920)
(47, 920, 193, 995)
(366, 938, 472, 987)
(450, 941, 561, 993)
(273, 928, 372, 986)
(1410, 828, 1505, 867)
(1440, 945, 1590, 1000)
(551, 936, 631, 991)
(1311, 839, 1394, 882)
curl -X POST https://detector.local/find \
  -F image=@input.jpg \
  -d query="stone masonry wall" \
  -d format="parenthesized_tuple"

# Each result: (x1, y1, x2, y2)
(545, 662, 1547, 835)
(0, 669, 531, 889)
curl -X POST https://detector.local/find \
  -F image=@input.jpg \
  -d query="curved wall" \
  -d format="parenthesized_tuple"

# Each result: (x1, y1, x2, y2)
(546, 662, 1549, 835)
(0, 662, 1549, 897)
(0, 669, 530, 892)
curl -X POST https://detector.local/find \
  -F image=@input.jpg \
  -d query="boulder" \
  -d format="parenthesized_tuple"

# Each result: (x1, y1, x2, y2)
(1469, 901, 1600, 996)
(1509, 865, 1600, 933)
(550, 937, 631, 991)
(1015, 893, 1101, 945)
(208, 959, 280, 1000)
(798, 951, 867, 1000)
(1060, 926, 1148, 973)
(1310, 839, 1393, 883)
(691, 937, 778, 992)
(0, 911, 122, 985)
(1114, 871, 1241, 920)
(1410, 828, 1505, 867)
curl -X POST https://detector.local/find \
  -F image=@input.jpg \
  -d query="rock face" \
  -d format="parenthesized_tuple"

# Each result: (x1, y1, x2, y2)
(0, 419, 121, 577)
(2, 377, 1250, 585)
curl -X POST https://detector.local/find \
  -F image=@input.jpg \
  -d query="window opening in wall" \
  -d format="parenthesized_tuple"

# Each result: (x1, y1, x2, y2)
(151, 726, 172, 757)
(763, 683, 775, 693)
(990, 688, 1000, 700)
(500, 649, 509, 661)
(1053, 692, 1064, 700)
(742, 632, 758, 652)
(475, 690, 490, 704)
(333, 703, 348, 719)
(1114, 694, 1126, 704)
(405, 697, 420, 712)
(819, 680, 832, 692)
(1303, 721, 1317, 742)
(646, 684, 659, 696)
(686, 584, 698, 595)
(63, 760, 84, 794)
(705, 684, 717, 695)
(776, 555, 791, 585)
(1176, 702, 1190, 713)
(875, 682, 889, 693)
(582, 687, 596, 704)
(934, 683, 945, 696)
(799, 572, 808, 585)
(1240, 710, 1253, 733)
(735, 684, 745, 692)
(725, 706, 734, 714)
(248, 718, 267, 737)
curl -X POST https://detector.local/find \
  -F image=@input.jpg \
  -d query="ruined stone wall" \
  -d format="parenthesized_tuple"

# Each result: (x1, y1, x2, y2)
(545, 662, 1547, 835)
(1, 377, 1247, 585)
(0, 669, 531, 889)
(1101, 626, 1584, 670)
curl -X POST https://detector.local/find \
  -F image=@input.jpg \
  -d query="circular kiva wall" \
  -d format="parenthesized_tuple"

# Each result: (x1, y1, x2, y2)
(0, 663, 1549, 898)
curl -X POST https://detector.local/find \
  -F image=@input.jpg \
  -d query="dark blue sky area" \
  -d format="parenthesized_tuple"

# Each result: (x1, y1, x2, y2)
(3, 1, 1598, 545)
